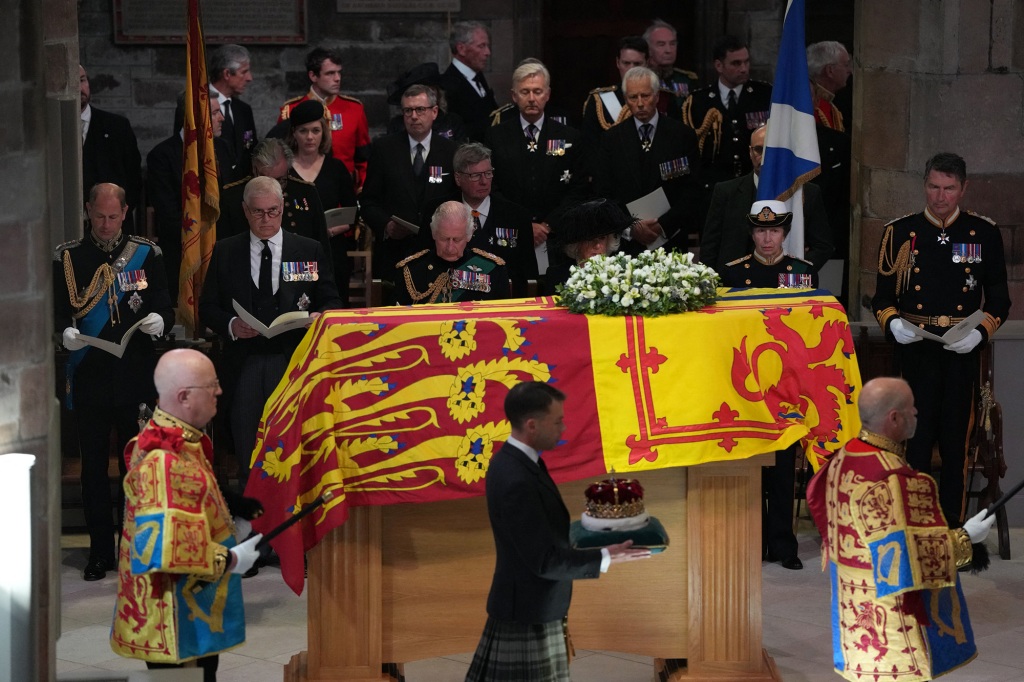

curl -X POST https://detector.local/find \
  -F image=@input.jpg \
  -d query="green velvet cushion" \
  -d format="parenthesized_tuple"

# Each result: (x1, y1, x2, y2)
(569, 517, 669, 554)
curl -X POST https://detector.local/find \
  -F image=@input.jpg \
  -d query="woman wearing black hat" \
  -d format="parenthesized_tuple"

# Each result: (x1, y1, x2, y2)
(285, 99, 358, 299)
(541, 199, 634, 294)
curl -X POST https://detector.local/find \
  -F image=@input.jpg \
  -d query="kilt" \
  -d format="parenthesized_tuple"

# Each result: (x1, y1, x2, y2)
(465, 617, 569, 681)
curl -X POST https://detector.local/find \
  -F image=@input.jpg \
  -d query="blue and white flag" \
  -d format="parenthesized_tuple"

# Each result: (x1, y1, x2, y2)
(757, 0, 820, 258)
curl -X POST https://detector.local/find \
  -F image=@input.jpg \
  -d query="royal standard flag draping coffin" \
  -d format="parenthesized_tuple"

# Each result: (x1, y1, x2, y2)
(246, 291, 861, 593)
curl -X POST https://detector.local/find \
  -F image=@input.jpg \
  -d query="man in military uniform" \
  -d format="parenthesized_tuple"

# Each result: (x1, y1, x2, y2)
(279, 47, 370, 189)
(485, 61, 588, 267)
(720, 200, 814, 571)
(55, 183, 175, 581)
(643, 19, 699, 118)
(217, 139, 331, 265)
(396, 201, 510, 305)
(682, 35, 772, 222)
(580, 36, 648, 150)
(871, 152, 1010, 526)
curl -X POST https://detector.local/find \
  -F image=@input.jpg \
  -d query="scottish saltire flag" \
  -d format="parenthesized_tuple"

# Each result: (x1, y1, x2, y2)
(757, 0, 820, 257)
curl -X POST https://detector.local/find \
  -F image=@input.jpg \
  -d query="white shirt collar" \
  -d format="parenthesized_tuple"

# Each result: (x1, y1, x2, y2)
(633, 112, 659, 131)
(718, 80, 743, 103)
(506, 435, 540, 465)
(451, 58, 478, 81)
(464, 194, 491, 218)
(81, 103, 92, 123)
(250, 228, 283, 248)
(520, 113, 545, 133)
(209, 84, 229, 107)
(408, 132, 432, 158)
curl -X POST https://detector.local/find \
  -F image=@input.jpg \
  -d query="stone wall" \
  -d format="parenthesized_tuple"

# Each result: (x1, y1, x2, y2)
(853, 0, 1024, 320)
(78, 1, 527, 160)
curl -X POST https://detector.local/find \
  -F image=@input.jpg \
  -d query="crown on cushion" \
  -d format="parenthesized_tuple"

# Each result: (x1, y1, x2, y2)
(584, 477, 645, 519)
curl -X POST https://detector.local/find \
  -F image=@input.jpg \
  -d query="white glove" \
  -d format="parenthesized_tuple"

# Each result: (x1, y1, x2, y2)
(962, 509, 996, 544)
(890, 318, 922, 345)
(944, 329, 982, 354)
(62, 326, 86, 351)
(139, 312, 165, 336)
(229, 533, 263, 575)
(233, 517, 252, 543)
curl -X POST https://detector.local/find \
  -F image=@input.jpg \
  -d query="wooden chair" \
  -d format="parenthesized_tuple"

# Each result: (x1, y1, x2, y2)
(347, 219, 374, 307)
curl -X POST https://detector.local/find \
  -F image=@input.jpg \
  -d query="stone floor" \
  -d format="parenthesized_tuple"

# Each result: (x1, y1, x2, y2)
(57, 523, 1024, 681)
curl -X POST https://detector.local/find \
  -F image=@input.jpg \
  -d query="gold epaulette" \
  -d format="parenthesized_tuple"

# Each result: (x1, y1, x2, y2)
(287, 175, 316, 187)
(279, 95, 304, 120)
(966, 210, 997, 225)
(53, 239, 81, 261)
(129, 235, 162, 257)
(396, 249, 429, 269)
(223, 175, 252, 191)
(673, 67, 698, 80)
(471, 247, 505, 266)
(884, 212, 916, 227)
(337, 94, 363, 105)
(725, 254, 751, 267)
(588, 85, 616, 95)
(791, 256, 814, 267)
(489, 103, 514, 126)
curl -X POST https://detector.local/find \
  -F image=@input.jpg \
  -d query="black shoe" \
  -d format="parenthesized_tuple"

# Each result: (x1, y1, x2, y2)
(242, 564, 259, 579)
(84, 557, 111, 581)
(779, 556, 803, 570)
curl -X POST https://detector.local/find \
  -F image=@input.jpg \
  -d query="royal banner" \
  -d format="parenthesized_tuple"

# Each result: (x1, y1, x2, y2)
(246, 290, 862, 593)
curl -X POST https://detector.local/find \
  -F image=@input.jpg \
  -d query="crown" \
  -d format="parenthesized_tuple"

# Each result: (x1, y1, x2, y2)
(584, 476, 645, 519)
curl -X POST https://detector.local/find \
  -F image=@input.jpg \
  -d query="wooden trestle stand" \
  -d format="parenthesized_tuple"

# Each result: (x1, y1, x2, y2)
(284, 454, 781, 681)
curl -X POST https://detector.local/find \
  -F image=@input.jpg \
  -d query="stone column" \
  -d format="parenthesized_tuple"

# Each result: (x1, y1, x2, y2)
(852, 0, 1024, 320)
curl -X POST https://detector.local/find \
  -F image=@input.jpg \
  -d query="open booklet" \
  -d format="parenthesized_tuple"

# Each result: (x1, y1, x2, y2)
(325, 206, 357, 230)
(77, 317, 147, 358)
(901, 309, 985, 344)
(626, 187, 673, 251)
(390, 215, 421, 235)
(232, 300, 310, 338)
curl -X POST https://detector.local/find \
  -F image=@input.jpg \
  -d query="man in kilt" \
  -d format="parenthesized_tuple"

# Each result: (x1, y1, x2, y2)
(466, 382, 650, 681)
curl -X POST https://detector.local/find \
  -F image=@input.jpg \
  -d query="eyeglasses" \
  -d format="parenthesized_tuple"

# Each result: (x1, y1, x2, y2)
(402, 106, 435, 117)
(456, 170, 495, 181)
(246, 206, 282, 219)
(184, 379, 220, 393)
(750, 145, 764, 156)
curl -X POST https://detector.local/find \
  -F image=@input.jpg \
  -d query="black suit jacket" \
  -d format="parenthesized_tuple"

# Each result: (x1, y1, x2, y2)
(360, 131, 458, 240)
(595, 116, 703, 251)
(484, 442, 603, 624)
(438, 63, 498, 142)
(199, 230, 341, 369)
(217, 175, 331, 255)
(218, 96, 258, 177)
(83, 107, 142, 234)
(485, 116, 589, 228)
(146, 135, 183, 284)
(701, 173, 834, 272)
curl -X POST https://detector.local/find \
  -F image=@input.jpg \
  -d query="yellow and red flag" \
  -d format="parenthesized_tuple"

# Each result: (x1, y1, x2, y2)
(178, 0, 219, 333)
(245, 291, 862, 594)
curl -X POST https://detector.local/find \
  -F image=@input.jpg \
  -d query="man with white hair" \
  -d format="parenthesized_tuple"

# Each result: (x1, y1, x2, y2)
(395, 201, 510, 304)
(199, 176, 341, 487)
(111, 349, 263, 681)
(486, 60, 586, 258)
(595, 66, 701, 254)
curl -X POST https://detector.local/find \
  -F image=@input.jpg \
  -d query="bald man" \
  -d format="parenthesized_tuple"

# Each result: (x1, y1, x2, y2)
(111, 349, 262, 682)
(807, 377, 995, 682)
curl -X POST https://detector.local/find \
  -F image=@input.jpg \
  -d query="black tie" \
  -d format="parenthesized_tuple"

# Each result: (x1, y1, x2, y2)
(640, 123, 653, 150)
(222, 98, 233, 123)
(473, 72, 488, 97)
(727, 89, 737, 111)
(526, 124, 538, 143)
(412, 143, 425, 177)
(259, 239, 273, 295)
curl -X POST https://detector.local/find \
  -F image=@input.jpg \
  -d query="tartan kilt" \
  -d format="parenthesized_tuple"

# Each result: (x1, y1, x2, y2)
(465, 617, 569, 682)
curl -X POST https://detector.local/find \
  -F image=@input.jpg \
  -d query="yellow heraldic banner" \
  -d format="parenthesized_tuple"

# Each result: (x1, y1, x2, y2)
(246, 291, 862, 593)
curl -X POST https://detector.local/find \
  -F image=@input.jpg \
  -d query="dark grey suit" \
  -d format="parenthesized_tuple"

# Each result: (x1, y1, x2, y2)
(484, 442, 602, 624)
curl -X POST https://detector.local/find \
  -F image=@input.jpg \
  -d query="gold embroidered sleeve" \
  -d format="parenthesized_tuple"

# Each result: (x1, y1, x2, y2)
(951, 528, 974, 569)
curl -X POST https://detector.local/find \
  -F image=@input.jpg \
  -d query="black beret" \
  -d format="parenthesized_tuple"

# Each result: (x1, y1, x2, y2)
(289, 100, 326, 129)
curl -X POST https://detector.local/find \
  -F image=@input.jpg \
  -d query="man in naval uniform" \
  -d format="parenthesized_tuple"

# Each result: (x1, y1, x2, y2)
(396, 201, 510, 305)
(55, 182, 175, 581)
(580, 36, 648, 151)
(217, 138, 331, 267)
(871, 152, 1010, 526)
(643, 19, 699, 118)
(682, 36, 772, 226)
(279, 47, 370, 189)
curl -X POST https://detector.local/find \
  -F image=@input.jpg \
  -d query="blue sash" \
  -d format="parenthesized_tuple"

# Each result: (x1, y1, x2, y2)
(65, 243, 150, 409)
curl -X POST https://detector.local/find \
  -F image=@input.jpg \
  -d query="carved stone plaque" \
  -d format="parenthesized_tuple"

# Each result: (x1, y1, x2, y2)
(114, 0, 307, 44)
